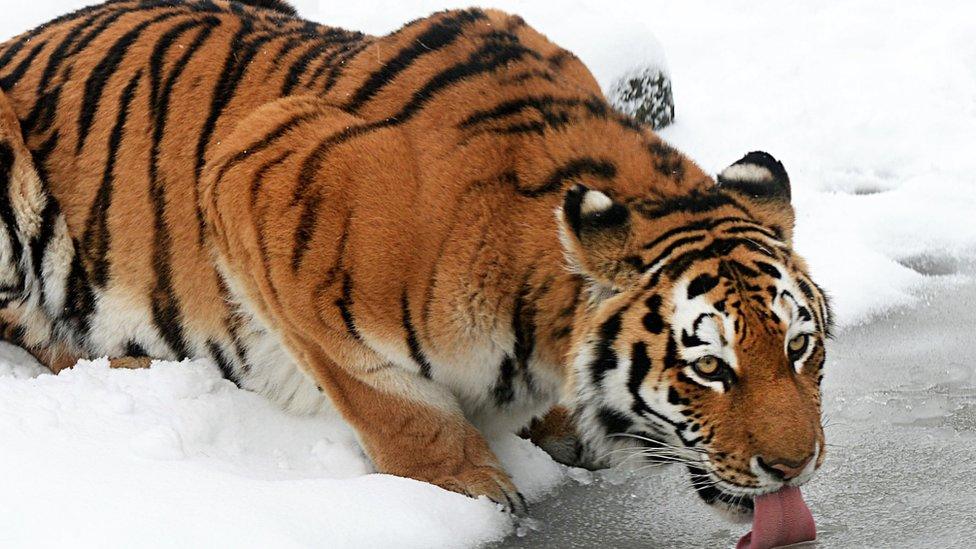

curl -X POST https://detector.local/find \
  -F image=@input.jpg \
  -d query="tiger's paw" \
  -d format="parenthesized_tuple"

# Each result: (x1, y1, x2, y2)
(524, 406, 588, 468)
(432, 464, 528, 515)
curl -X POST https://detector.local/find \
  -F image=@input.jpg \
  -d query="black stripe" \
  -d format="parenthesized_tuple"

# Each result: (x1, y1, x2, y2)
(149, 19, 211, 114)
(721, 223, 783, 243)
(152, 20, 220, 247)
(632, 191, 752, 220)
(215, 107, 323, 190)
(0, 37, 29, 74)
(686, 273, 719, 299)
(642, 294, 664, 334)
(628, 342, 652, 414)
(660, 239, 773, 284)
(319, 40, 371, 94)
(663, 331, 681, 369)
(22, 10, 131, 136)
(77, 11, 182, 153)
(291, 31, 537, 206)
(195, 23, 278, 180)
(124, 340, 148, 357)
(597, 407, 633, 434)
(667, 386, 690, 407)
(21, 18, 92, 134)
(0, 145, 25, 300)
(36, 11, 97, 91)
(519, 157, 617, 198)
(681, 329, 707, 348)
(335, 272, 360, 340)
(207, 340, 240, 385)
(20, 131, 60, 306)
(512, 282, 537, 370)
(145, 19, 218, 359)
(640, 216, 753, 251)
(753, 261, 782, 279)
(62, 242, 96, 340)
(67, 9, 130, 57)
(590, 311, 623, 385)
(0, 1, 108, 72)
(82, 70, 143, 289)
(459, 94, 613, 142)
(385, 30, 537, 116)
(30, 191, 60, 287)
(343, 9, 486, 112)
(505, 280, 538, 399)
(401, 291, 432, 378)
(722, 259, 761, 280)
(459, 95, 599, 128)
(648, 141, 685, 181)
(0, 40, 48, 91)
(642, 235, 706, 273)
(281, 41, 334, 96)
(493, 357, 516, 404)
(0, 143, 24, 269)
(249, 150, 293, 206)
(305, 33, 366, 87)
(290, 190, 322, 271)
(688, 465, 754, 509)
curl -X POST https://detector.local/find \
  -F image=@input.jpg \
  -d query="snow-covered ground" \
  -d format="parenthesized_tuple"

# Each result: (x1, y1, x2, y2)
(2, 1, 975, 547)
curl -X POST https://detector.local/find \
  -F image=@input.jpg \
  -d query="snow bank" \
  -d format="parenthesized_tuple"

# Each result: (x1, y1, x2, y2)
(0, 350, 567, 547)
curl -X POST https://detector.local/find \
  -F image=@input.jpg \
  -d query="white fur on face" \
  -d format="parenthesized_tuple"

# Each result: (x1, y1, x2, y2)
(670, 276, 738, 393)
(769, 273, 819, 372)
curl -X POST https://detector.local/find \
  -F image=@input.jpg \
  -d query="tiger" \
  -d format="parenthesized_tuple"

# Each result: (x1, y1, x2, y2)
(0, 0, 831, 519)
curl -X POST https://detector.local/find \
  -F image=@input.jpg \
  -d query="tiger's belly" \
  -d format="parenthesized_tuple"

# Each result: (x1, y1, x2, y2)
(77, 276, 558, 433)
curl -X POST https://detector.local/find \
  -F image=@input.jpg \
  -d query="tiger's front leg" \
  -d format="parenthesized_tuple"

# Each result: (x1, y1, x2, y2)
(295, 344, 526, 513)
(200, 96, 526, 513)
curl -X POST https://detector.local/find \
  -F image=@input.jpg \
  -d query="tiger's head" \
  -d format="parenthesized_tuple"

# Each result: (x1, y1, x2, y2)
(559, 151, 831, 519)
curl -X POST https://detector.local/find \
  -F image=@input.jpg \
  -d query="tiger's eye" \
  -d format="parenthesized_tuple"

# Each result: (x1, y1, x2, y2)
(788, 334, 808, 352)
(694, 356, 721, 377)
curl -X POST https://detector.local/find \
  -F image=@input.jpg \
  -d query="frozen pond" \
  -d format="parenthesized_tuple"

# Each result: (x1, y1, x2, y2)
(497, 263, 976, 548)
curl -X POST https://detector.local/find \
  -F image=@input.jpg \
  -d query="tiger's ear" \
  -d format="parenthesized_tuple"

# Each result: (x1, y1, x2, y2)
(717, 151, 795, 243)
(558, 184, 642, 293)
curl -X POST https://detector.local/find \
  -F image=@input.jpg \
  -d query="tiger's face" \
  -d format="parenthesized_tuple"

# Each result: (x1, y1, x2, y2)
(560, 151, 831, 518)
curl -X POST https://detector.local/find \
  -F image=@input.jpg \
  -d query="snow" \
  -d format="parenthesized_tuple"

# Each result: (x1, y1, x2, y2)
(0, 354, 541, 548)
(3, 0, 976, 547)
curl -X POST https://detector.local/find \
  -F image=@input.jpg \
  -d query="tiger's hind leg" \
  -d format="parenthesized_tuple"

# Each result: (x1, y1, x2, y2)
(202, 96, 525, 513)
(0, 90, 74, 373)
(0, 89, 148, 376)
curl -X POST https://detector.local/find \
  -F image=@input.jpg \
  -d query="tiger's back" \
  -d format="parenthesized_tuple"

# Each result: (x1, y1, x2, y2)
(0, 0, 700, 413)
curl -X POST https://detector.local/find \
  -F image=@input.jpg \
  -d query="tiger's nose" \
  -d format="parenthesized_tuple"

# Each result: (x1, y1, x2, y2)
(757, 455, 813, 481)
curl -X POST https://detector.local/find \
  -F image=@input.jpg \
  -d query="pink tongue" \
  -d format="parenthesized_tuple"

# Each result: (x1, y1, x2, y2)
(736, 487, 816, 549)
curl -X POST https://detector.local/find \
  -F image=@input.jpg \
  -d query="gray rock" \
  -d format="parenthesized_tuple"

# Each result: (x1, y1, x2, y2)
(608, 67, 675, 130)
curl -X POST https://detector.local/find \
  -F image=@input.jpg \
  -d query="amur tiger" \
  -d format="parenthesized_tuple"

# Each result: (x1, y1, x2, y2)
(0, 0, 830, 522)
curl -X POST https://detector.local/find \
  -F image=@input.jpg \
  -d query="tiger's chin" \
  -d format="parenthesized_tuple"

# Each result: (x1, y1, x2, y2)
(687, 465, 755, 523)
(704, 492, 755, 524)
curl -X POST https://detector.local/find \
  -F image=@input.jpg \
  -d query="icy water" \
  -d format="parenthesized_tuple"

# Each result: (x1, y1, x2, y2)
(497, 270, 976, 548)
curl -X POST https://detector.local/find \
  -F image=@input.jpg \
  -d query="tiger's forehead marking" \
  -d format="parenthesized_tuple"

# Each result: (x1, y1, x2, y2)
(665, 256, 818, 373)
(670, 273, 738, 372)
